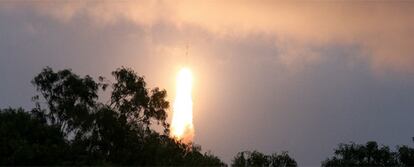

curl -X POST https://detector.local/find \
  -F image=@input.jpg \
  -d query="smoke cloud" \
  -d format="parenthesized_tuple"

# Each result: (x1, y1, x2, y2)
(6, 0, 413, 74)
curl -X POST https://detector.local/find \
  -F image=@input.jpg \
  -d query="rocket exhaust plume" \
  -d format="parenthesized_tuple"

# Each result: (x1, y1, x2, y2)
(171, 67, 194, 143)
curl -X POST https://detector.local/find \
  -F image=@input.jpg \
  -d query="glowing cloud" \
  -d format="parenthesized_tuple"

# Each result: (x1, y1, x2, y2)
(16, 0, 414, 73)
(5, 1, 414, 73)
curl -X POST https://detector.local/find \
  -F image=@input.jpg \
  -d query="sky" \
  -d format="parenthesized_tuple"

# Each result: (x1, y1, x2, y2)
(1, 1, 414, 165)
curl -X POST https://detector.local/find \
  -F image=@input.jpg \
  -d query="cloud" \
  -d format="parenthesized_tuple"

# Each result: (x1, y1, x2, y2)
(171, 1, 414, 73)
(3, 0, 414, 73)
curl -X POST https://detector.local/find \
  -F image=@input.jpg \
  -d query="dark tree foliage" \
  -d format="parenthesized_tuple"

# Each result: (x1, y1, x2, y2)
(0, 108, 68, 165)
(232, 150, 297, 167)
(322, 141, 414, 167)
(31, 67, 100, 136)
(109, 68, 169, 132)
(397, 145, 414, 166)
(0, 67, 225, 166)
(269, 152, 298, 167)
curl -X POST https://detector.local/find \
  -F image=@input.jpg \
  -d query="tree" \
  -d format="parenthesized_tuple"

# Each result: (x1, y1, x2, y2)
(232, 150, 297, 167)
(109, 67, 169, 133)
(31, 67, 100, 137)
(322, 141, 414, 167)
(269, 152, 297, 167)
(397, 145, 414, 166)
(0, 108, 69, 165)
(1, 66, 226, 166)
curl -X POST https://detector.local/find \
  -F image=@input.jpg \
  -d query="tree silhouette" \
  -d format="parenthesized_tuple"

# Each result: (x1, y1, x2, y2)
(322, 141, 414, 167)
(397, 145, 414, 166)
(5, 66, 414, 166)
(269, 152, 298, 167)
(1, 67, 225, 166)
(232, 150, 297, 167)
(0, 108, 69, 165)
(31, 67, 100, 136)
(109, 67, 169, 132)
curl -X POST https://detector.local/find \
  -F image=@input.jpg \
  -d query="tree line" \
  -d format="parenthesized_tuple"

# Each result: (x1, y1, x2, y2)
(1, 67, 413, 166)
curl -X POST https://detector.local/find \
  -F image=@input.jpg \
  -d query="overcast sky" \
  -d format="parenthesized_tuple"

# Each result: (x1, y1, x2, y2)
(1, 1, 414, 165)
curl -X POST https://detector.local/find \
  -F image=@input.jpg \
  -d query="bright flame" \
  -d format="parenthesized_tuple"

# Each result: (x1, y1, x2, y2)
(171, 67, 194, 142)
